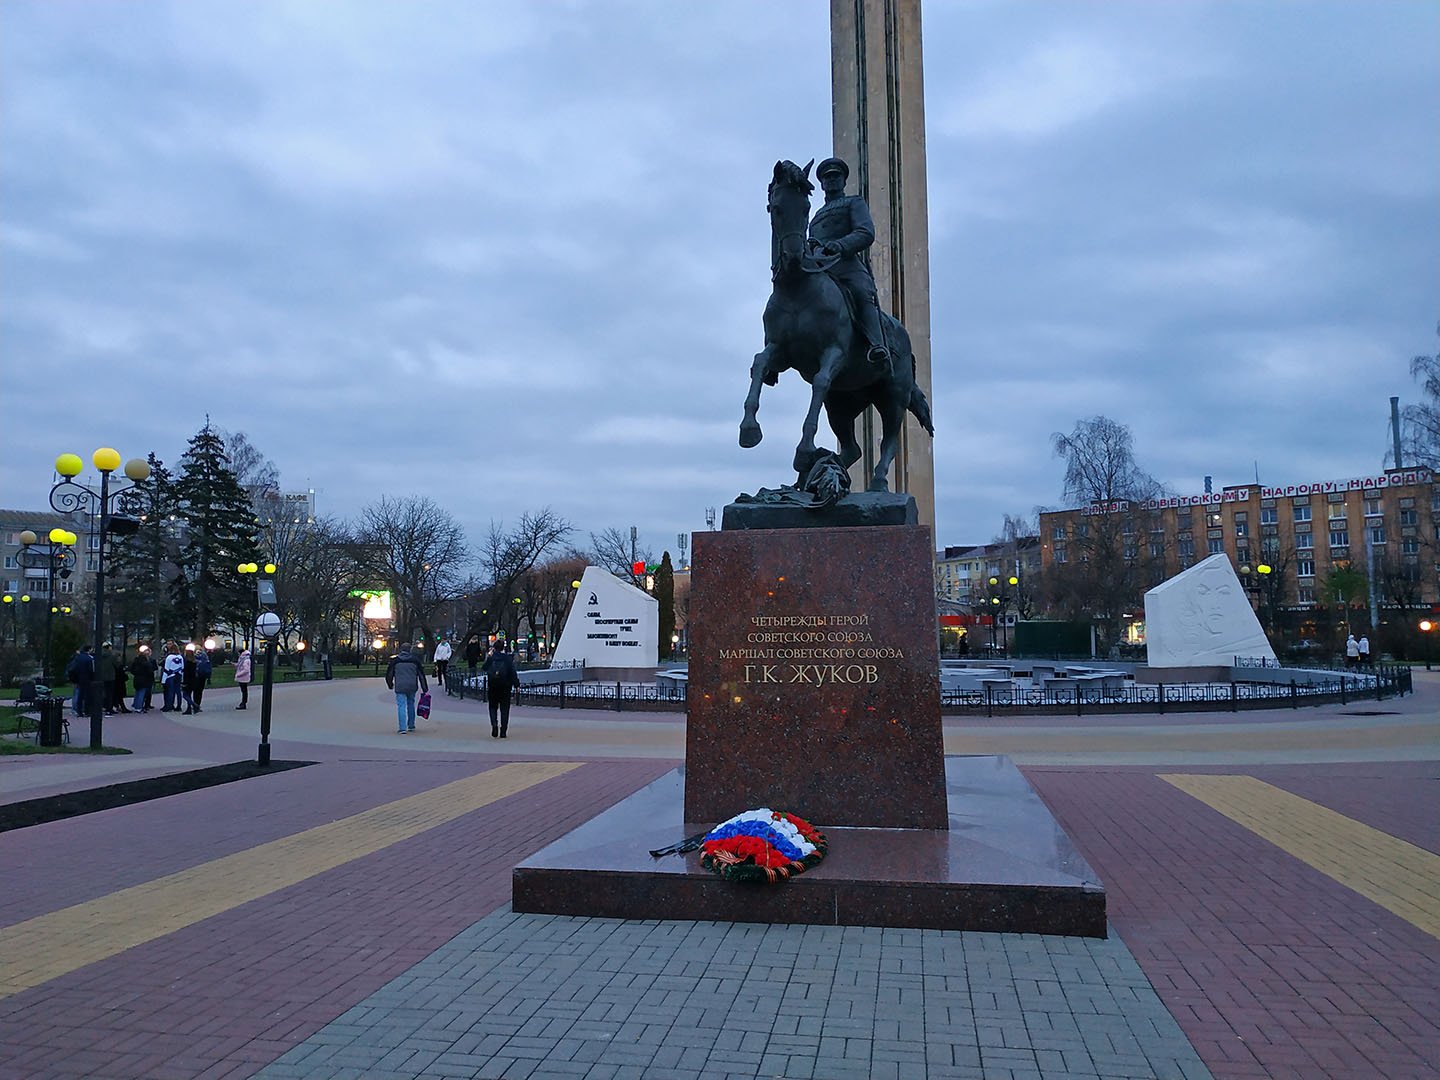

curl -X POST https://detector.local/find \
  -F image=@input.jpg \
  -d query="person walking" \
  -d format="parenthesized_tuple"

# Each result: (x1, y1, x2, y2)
(161, 642, 185, 711)
(1357, 635, 1371, 667)
(192, 645, 212, 712)
(234, 648, 253, 710)
(130, 646, 157, 712)
(481, 639, 522, 739)
(464, 635, 483, 676)
(385, 642, 428, 734)
(433, 638, 452, 686)
(1345, 634, 1360, 668)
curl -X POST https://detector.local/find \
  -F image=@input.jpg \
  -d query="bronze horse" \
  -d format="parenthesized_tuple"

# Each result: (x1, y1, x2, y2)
(739, 158, 933, 492)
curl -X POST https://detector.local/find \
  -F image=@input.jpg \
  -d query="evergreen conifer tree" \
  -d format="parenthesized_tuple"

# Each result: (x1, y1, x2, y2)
(655, 551, 676, 659)
(106, 451, 181, 645)
(173, 424, 262, 639)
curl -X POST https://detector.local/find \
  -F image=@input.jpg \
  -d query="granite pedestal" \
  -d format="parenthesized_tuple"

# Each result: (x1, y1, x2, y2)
(513, 755, 1106, 936)
(514, 518, 1105, 936)
(684, 524, 948, 829)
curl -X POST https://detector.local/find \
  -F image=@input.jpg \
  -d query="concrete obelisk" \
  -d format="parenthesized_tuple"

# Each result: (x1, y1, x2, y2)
(830, 0, 935, 538)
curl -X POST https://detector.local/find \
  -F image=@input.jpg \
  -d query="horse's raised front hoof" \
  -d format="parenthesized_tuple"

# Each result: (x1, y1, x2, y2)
(739, 421, 763, 448)
(867, 478, 890, 493)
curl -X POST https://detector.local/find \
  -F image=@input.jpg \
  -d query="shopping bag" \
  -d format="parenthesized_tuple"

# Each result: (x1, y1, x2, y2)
(416, 691, 432, 719)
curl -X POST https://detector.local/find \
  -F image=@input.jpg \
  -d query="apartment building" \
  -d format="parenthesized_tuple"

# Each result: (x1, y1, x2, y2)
(1038, 466, 1439, 617)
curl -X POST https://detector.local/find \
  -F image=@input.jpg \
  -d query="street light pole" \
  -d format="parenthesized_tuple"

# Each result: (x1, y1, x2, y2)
(255, 610, 281, 765)
(48, 449, 150, 749)
(18, 528, 76, 683)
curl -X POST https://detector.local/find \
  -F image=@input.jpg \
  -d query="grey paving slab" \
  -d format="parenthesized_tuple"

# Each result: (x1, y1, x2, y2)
(252, 908, 1212, 1080)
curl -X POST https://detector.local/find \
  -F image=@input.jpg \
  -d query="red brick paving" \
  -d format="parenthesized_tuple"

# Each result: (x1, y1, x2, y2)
(1024, 763, 1440, 1080)
(4, 700, 1439, 1080)
(0, 755, 672, 1080)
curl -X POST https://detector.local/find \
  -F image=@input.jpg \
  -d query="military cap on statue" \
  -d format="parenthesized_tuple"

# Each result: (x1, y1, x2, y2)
(815, 157, 849, 180)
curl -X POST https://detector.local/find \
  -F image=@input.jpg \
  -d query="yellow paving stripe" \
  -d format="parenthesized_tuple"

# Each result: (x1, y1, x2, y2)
(0, 761, 580, 998)
(1160, 773, 1440, 939)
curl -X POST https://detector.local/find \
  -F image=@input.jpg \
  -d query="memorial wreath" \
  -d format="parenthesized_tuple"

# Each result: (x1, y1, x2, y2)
(699, 808, 827, 883)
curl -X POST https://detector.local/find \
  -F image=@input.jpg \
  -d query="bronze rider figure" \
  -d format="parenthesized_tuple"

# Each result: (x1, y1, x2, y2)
(808, 157, 889, 367)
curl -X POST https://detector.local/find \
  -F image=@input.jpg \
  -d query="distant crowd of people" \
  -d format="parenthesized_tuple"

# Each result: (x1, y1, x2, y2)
(60, 631, 526, 740)
(62, 640, 252, 716)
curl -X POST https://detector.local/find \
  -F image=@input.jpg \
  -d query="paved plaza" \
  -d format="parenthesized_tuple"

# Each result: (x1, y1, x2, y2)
(1, 675, 1437, 1079)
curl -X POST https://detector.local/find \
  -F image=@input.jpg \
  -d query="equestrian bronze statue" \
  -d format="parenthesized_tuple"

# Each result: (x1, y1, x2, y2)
(739, 157, 933, 493)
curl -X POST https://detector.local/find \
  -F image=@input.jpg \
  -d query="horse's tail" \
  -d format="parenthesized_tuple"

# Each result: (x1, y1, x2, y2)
(908, 384, 935, 437)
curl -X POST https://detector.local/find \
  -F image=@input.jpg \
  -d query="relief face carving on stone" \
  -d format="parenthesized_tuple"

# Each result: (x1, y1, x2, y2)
(1144, 553, 1276, 667)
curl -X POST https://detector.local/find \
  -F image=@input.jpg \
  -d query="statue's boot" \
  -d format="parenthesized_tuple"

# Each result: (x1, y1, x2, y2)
(858, 300, 889, 366)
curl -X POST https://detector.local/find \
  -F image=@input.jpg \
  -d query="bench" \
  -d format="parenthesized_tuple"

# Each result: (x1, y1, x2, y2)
(281, 668, 326, 681)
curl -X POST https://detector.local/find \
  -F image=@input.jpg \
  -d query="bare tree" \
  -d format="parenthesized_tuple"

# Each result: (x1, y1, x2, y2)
(273, 516, 365, 651)
(354, 496, 471, 644)
(479, 509, 574, 639)
(1047, 416, 1167, 653)
(218, 429, 284, 521)
(584, 526, 652, 578)
(1399, 321, 1440, 469)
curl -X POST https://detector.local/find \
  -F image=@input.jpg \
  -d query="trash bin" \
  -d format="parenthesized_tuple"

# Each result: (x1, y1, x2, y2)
(38, 697, 65, 747)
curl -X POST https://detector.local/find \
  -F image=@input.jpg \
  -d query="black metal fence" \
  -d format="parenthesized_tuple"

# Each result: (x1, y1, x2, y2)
(440, 662, 1411, 717)
(442, 669, 688, 712)
(942, 664, 1410, 717)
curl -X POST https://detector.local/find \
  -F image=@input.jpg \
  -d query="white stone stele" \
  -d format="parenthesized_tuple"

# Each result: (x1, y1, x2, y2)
(1143, 553, 1277, 667)
(551, 567, 659, 669)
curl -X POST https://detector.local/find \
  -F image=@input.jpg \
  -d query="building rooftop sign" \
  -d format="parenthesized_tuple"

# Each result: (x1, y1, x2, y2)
(1077, 468, 1433, 516)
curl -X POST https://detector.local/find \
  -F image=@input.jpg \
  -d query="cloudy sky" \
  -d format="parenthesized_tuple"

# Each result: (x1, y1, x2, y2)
(3, 1, 1437, 562)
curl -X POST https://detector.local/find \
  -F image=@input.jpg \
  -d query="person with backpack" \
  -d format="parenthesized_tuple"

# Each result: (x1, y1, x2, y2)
(190, 645, 213, 712)
(385, 642, 429, 734)
(65, 645, 94, 716)
(481, 639, 522, 739)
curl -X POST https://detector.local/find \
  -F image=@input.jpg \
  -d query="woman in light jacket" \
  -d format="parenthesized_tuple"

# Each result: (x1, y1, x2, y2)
(235, 648, 253, 710)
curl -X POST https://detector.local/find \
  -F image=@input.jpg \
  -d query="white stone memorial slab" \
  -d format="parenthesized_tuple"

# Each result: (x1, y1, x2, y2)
(552, 567, 659, 668)
(1143, 554, 1276, 667)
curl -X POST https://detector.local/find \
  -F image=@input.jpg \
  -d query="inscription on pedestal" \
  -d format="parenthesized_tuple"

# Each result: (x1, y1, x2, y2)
(685, 525, 948, 830)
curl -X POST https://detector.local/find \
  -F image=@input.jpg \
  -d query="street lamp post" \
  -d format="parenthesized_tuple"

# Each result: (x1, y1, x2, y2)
(18, 528, 77, 683)
(986, 575, 1020, 655)
(2, 594, 25, 651)
(236, 561, 278, 651)
(256, 610, 281, 765)
(48, 449, 150, 749)
(1420, 619, 1434, 671)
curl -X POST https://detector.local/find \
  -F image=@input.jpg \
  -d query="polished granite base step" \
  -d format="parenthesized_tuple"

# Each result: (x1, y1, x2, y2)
(513, 755, 1106, 937)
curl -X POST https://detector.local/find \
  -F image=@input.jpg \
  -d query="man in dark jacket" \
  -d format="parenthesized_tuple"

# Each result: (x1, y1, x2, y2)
(480, 639, 522, 739)
(65, 646, 94, 716)
(385, 643, 429, 734)
(130, 647, 157, 712)
(464, 635, 483, 676)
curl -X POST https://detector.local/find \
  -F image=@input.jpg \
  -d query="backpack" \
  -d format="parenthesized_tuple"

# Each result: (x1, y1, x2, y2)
(196, 652, 212, 677)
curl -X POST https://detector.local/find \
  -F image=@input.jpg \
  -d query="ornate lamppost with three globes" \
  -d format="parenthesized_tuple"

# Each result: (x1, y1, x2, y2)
(2, 594, 30, 652)
(49, 449, 151, 749)
(18, 527, 77, 683)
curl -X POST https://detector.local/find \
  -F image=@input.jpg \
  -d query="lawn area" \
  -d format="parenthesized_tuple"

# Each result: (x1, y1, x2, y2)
(0, 708, 130, 755)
